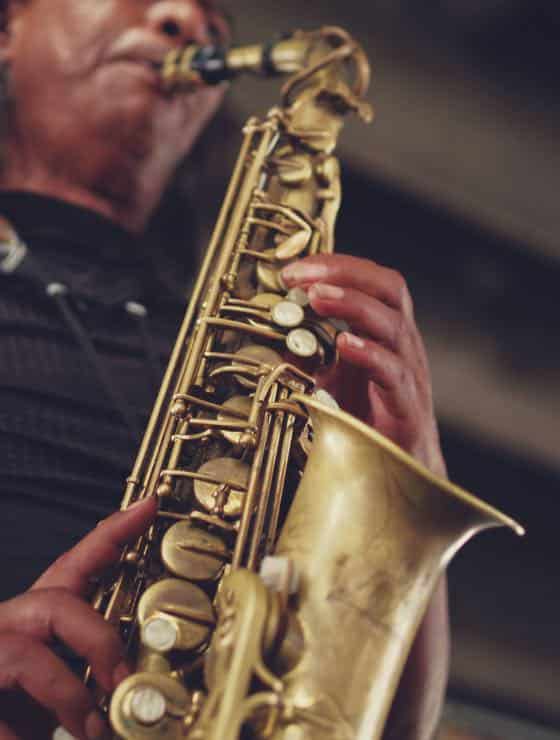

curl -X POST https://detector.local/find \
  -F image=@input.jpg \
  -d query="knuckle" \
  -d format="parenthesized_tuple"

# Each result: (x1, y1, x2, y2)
(35, 587, 75, 617)
(84, 619, 122, 662)
(1, 634, 40, 686)
(33, 589, 87, 638)
(27, 589, 65, 637)
(364, 341, 378, 368)
(391, 310, 408, 350)
(392, 358, 413, 395)
(0, 633, 32, 664)
(95, 626, 121, 657)
(356, 299, 369, 326)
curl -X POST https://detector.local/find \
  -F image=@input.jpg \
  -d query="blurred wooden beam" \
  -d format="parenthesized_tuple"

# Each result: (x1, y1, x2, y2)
(440, 701, 560, 740)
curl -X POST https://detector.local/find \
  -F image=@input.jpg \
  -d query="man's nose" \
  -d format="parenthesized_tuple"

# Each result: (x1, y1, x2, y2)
(146, 1, 210, 46)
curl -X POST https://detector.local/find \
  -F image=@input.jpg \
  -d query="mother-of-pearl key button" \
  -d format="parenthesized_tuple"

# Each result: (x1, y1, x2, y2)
(286, 328, 318, 358)
(271, 300, 305, 329)
(314, 388, 340, 410)
(141, 616, 179, 652)
(286, 287, 310, 307)
(130, 686, 167, 726)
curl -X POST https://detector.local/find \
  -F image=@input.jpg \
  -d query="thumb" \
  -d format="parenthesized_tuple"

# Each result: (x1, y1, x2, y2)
(32, 496, 158, 596)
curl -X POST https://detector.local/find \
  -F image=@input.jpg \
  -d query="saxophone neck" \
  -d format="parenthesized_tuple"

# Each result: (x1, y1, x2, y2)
(161, 26, 373, 122)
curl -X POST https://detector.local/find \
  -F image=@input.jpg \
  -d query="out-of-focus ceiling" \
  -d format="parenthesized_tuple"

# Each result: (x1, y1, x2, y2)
(228, 0, 560, 264)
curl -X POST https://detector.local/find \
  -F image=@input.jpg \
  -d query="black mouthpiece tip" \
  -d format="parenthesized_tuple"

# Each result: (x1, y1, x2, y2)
(191, 45, 232, 85)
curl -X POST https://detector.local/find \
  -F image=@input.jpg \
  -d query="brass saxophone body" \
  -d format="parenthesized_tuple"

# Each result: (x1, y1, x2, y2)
(89, 28, 522, 740)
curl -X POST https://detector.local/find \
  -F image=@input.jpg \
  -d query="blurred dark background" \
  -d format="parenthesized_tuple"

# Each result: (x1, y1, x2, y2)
(206, 1, 560, 737)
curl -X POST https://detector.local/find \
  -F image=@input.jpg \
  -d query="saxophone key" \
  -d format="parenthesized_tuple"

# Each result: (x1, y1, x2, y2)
(193, 457, 250, 518)
(313, 388, 340, 410)
(274, 228, 310, 260)
(141, 616, 179, 653)
(161, 520, 228, 581)
(271, 300, 305, 329)
(272, 152, 313, 187)
(249, 292, 282, 309)
(247, 291, 283, 328)
(256, 247, 284, 292)
(286, 286, 310, 307)
(129, 684, 167, 726)
(110, 671, 190, 739)
(233, 345, 283, 389)
(259, 555, 299, 595)
(217, 394, 252, 444)
(286, 327, 318, 358)
(137, 579, 215, 652)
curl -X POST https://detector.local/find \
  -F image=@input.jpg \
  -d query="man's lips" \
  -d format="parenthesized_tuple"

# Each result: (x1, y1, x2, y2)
(106, 30, 176, 71)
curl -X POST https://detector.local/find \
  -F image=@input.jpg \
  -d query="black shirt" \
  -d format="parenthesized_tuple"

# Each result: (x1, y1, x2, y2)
(0, 192, 186, 600)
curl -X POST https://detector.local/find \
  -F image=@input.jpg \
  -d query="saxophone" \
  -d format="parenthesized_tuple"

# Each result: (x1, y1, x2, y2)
(86, 27, 522, 740)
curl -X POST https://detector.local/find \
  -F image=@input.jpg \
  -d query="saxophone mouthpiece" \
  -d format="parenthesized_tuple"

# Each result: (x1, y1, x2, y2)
(161, 36, 310, 91)
(161, 44, 231, 91)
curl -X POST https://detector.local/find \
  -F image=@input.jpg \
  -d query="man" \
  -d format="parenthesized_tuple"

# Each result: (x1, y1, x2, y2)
(0, 1, 449, 739)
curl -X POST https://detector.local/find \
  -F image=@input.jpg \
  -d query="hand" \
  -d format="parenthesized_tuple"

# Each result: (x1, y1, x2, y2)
(282, 254, 447, 477)
(282, 254, 450, 740)
(0, 497, 157, 740)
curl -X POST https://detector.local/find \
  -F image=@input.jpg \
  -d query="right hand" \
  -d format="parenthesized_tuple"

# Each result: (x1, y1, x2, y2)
(0, 496, 158, 740)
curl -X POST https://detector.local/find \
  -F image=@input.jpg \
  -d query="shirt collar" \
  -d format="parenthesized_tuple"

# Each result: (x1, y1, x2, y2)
(0, 190, 153, 306)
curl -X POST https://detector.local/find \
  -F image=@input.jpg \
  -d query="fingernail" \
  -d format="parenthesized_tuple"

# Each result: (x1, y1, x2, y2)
(342, 332, 365, 350)
(52, 727, 78, 740)
(85, 710, 109, 740)
(310, 283, 344, 301)
(281, 262, 328, 286)
(113, 660, 131, 689)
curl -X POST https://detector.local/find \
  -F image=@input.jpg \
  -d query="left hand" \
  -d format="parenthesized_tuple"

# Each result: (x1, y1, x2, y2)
(281, 254, 446, 478)
(0, 497, 157, 740)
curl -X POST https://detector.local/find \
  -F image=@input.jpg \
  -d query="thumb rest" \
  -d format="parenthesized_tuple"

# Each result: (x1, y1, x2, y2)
(82, 27, 523, 740)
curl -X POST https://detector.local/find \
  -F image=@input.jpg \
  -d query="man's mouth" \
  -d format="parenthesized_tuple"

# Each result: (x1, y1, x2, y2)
(110, 58, 161, 74)
(107, 31, 176, 70)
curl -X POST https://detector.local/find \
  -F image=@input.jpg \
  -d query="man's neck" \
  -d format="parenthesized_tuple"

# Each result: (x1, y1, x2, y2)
(0, 136, 170, 234)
